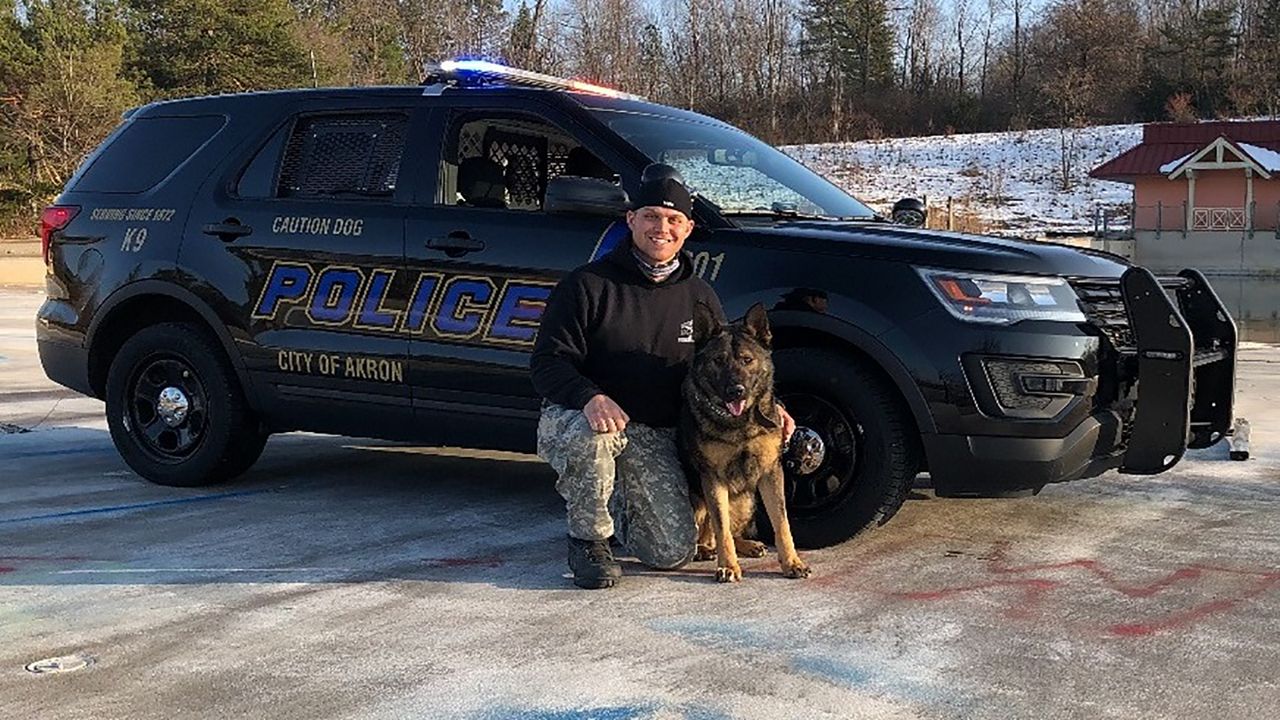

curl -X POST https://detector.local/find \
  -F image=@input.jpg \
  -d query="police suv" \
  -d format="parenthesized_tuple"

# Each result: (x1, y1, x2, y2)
(37, 61, 1237, 547)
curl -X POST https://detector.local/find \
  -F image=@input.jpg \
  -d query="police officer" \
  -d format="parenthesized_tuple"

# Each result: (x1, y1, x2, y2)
(531, 170, 793, 589)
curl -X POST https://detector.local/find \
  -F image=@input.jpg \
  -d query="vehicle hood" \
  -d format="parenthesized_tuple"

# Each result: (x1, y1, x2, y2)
(748, 221, 1130, 279)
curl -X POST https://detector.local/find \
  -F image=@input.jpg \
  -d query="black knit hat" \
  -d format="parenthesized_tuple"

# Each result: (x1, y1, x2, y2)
(631, 177, 692, 219)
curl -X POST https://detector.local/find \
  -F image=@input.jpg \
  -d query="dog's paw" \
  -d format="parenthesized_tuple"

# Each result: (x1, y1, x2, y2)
(693, 544, 716, 562)
(734, 539, 768, 558)
(781, 558, 811, 579)
(715, 563, 742, 583)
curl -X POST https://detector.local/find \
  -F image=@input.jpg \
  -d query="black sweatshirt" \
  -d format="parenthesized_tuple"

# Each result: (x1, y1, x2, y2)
(530, 241, 725, 428)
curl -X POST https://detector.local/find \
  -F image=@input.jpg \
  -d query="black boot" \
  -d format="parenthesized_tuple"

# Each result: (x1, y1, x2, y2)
(567, 535, 622, 589)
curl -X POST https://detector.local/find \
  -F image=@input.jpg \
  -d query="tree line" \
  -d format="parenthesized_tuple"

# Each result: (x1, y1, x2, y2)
(2, 0, 1279, 233)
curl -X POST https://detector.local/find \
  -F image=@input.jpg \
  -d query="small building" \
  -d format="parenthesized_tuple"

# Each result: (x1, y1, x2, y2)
(1090, 120, 1280, 274)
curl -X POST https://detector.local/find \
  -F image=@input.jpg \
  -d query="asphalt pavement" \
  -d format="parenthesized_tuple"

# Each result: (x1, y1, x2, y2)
(2, 287, 1278, 720)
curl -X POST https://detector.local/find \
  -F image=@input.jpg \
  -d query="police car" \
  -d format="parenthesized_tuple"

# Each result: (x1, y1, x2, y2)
(37, 60, 1237, 547)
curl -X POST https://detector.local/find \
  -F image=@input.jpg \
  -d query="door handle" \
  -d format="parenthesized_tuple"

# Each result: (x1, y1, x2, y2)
(202, 220, 253, 241)
(426, 232, 485, 255)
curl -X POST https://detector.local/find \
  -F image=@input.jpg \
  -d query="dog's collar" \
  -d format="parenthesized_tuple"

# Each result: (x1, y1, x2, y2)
(688, 383, 733, 419)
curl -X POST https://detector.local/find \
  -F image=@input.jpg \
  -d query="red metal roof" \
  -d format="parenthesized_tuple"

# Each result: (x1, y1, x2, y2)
(1090, 120, 1280, 182)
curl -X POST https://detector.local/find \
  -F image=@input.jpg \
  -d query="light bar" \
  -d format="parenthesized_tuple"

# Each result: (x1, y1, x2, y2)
(429, 59, 646, 101)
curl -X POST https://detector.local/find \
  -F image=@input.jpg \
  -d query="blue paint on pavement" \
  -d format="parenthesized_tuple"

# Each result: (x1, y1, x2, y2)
(480, 705, 653, 720)
(790, 655, 876, 688)
(649, 617, 948, 706)
(0, 488, 276, 524)
(0, 446, 110, 460)
(676, 704, 734, 720)
(647, 618, 770, 651)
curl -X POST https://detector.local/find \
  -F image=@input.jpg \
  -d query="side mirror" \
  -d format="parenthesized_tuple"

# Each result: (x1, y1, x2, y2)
(545, 176, 630, 217)
(891, 197, 927, 227)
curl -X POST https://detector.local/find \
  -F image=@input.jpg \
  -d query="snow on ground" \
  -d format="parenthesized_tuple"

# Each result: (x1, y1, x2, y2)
(784, 123, 1144, 237)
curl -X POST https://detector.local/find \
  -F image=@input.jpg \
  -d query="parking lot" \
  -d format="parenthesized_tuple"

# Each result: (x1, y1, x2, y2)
(2, 285, 1279, 719)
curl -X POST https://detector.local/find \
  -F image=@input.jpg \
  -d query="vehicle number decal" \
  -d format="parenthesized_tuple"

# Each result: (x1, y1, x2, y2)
(690, 251, 726, 282)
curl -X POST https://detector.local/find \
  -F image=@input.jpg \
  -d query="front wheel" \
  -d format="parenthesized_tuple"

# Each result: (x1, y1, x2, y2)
(764, 348, 921, 548)
(105, 322, 267, 487)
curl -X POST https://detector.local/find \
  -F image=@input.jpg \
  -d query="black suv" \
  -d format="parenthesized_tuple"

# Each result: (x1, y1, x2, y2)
(36, 62, 1237, 547)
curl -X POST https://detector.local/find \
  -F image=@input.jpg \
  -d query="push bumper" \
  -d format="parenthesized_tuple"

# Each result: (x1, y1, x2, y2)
(925, 266, 1235, 494)
(1119, 267, 1236, 472)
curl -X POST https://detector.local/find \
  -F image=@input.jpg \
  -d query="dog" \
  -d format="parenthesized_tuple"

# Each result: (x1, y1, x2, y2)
(679, 301, 810, 583)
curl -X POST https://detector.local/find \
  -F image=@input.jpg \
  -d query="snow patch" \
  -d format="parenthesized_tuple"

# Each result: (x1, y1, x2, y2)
(784, 123, 1146, 237)
(1159, 152, 1193, 174)
(1240, 143, 1280, 173)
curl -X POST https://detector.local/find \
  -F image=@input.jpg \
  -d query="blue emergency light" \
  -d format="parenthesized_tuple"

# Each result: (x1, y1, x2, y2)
(424, 59, 646, 102)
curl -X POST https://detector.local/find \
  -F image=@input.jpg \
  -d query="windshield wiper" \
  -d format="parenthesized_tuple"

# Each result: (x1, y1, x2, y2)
(721, 209, 881, 222)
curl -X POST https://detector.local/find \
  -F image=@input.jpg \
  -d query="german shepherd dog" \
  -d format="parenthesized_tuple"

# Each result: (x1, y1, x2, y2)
(680, 302, 810, 583)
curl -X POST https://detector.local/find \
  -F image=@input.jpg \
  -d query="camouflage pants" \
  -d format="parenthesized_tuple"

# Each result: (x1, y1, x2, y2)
(537, 403, 696, 569)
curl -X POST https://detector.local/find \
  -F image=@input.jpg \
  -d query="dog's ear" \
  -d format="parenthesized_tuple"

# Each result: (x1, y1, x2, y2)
(692, 301, 723, 346)
(743, 302, 771, 348)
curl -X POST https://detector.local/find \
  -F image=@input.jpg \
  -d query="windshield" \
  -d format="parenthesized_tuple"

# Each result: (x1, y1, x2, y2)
(592, 109, 876, 220)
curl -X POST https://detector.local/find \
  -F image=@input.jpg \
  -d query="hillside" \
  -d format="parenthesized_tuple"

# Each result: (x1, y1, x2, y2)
(785, 123, 1144, 237)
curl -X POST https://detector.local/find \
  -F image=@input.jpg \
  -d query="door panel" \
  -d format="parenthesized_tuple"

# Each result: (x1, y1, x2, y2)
(181, 103, 416, 436)
(403, 101, 631, 415)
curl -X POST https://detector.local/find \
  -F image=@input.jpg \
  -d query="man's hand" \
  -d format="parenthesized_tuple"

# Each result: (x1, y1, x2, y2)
(779, 404, 796, 445)
(584, 394, 630, 434)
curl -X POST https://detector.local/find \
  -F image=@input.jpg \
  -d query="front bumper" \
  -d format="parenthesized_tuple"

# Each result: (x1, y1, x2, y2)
(925, 266, 1236, 494)
(923, 410, 1125, 494)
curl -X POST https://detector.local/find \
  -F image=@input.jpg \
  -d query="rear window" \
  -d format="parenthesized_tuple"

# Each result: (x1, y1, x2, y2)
(73, 115, 226, 194)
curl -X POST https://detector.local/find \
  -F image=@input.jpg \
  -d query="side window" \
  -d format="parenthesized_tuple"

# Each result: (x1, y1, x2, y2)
(236, 123, 290, 198)
(267, 112, 408, 200)
(440, 113, 615, 212)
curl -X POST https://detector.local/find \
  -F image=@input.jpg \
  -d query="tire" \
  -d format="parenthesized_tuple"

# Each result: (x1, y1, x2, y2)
(105, 322, 268, 487)
(761, 347, 921, 548)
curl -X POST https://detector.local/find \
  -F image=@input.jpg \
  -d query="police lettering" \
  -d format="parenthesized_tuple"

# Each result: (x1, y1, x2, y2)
(252, 261, 553, 347)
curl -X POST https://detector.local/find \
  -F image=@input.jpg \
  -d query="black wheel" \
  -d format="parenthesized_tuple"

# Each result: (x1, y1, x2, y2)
(105, 322, 267, 487)
(761, 348, 921, 548)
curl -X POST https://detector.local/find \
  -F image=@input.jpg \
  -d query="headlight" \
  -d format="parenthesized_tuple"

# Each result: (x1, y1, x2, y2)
(915, 267, 1086, 325)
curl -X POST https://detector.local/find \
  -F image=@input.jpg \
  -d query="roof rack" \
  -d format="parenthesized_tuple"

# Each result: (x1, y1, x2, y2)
(421, 59, 647, 102)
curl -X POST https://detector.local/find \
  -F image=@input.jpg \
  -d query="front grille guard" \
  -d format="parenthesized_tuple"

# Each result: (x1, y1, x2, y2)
(1070, 268, 1237, 474)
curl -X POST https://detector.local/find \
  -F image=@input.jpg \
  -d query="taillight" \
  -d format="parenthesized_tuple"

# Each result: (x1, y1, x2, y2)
(40, 205, 80, 266)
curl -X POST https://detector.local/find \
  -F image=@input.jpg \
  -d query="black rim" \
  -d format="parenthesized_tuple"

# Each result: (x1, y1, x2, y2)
(124, 355, 208, 461)
(779, 391, 861, 515)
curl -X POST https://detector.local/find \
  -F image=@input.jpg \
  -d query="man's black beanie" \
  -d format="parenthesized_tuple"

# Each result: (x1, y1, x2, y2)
(631, 177, 692, 219)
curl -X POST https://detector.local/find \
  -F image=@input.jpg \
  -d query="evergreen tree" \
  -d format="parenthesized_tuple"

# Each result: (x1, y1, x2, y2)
(1140, 0, 1239, 117)
(1242, 0, 1280, 113)
(124, 0, 310, 96)
(506, 2, 536, 67)
(635, 22, 665, 99)
(0, 0, 138, 194)
(803, 0, 893, 96)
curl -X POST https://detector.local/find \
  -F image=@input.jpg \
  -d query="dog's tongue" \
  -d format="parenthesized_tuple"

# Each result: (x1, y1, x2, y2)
(726, 400, 747, 417)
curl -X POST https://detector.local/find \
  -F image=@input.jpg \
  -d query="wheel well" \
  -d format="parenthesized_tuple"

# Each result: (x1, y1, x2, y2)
(772, 326, 928, 470)
(87, 295, 212, 397)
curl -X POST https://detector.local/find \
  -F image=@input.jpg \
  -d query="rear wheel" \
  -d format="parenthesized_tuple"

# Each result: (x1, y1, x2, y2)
(762, 348, 921, 548)
(105, 322, 267, 486)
